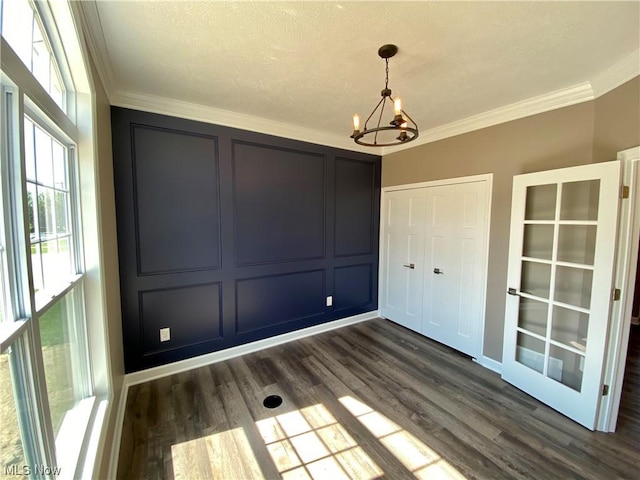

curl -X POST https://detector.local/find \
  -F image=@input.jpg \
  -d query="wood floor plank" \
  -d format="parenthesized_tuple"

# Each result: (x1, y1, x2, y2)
(215, 368, 282, 479)
(117, 319, 640, 480)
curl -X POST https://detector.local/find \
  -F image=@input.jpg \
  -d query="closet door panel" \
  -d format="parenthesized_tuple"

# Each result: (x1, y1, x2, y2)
(380, 189, 427, 332)
(422, 180, 490, 359)
(423, 185, 454, 344)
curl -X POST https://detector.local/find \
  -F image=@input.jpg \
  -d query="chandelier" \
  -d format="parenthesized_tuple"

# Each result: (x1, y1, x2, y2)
(351, 44, 418, 147)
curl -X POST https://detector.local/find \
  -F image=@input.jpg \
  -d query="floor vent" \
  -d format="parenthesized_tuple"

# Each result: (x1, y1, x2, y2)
(263, 395, 283, 409)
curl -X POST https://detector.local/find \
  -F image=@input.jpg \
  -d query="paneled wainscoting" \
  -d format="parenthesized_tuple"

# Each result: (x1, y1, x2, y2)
(117, 319, 639, 479)
(112, 107, 381, 373)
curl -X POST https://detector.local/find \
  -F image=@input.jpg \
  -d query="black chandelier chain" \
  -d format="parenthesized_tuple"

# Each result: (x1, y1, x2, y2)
(384, 58, 390, 90)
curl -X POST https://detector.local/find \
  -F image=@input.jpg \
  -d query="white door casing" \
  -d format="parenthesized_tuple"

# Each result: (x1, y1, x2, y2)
(502, 161, 621, 430)
(599, 146, 640, 432)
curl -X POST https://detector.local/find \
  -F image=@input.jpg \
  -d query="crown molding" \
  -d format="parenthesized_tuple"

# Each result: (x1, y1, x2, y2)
(590, 49, 640, 99)
(111, 90, 371, 153)
(75, 0, 115, 101)
(112, 81, 597, 157)
(381, 82, 595, 155)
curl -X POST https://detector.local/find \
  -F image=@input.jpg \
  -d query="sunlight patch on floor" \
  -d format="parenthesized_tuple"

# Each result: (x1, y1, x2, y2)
(171, 397, 465, 479)
(256, 402, 383, 480)
(339, 396, 467, 479)
(171, 427, 263, 480)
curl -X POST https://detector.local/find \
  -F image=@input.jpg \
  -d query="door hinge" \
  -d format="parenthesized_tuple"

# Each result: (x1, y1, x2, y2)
(602, 384, 609, 396)
(621, 185, 629, 199)
(613, 288, 621, 301)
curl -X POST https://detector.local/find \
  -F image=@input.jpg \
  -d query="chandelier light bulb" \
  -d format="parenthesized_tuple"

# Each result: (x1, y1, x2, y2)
(394, 98, 402, 115)
(353, 114, 360, 131)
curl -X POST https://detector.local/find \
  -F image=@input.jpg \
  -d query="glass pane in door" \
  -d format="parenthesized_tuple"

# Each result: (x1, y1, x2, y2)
(551, 306, 588, 351)
(557, 225, 596, 265)
(525, 184, 557, 220)
(520, 261, 551, 298)
(518, 297, 548, 336)
(523, 224, 554, 260)
(560, 180, 600, 221)
(516, 333, 545, 374)
(548, 345, 584, 392)
(554, 266, 593, 309)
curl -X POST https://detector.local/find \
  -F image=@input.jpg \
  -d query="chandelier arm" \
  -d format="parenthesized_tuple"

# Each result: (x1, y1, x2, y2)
(363, 96, 385, 130)
(400, 109, 419, 129)
(374, 97, 388, 145)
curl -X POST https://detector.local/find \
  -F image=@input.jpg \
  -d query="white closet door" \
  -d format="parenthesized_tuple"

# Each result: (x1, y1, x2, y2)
(422, 181, 489, 358)
(380, 188, 427, 332)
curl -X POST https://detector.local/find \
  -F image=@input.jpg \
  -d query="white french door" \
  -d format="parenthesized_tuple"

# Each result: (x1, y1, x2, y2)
(502, 161, 621, 430)
(380, 188, 427, 332)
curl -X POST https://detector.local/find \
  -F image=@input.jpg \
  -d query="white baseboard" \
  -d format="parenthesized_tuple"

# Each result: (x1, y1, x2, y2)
(106, 381, 130, 480)
(474, 355, 503, 375)
(125, 311, 378, 387)
(107, 311, 377, 477)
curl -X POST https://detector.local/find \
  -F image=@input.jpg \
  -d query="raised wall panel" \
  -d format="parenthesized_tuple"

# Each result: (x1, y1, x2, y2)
(140, 282, 222, 355)
(335, 158, 375, 256)
(334, 264, 373, 311)
(132, 125, 220, 275)
(236, 270, 325, 334)
(233, 141, 326, 266)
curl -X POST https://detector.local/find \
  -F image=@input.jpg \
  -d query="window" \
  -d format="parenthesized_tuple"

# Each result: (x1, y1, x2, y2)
(25, 117, 76, 304)
(1, 0, 65, 110)
(1, 1, 107, 478)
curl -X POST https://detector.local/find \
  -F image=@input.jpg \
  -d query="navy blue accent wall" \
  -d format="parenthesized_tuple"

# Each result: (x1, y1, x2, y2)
(112, 107, 381, 373)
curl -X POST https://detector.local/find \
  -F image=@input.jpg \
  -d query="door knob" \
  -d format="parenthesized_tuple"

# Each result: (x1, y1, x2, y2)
(433, 268, 443, 274)
(403, 263, 415, 269)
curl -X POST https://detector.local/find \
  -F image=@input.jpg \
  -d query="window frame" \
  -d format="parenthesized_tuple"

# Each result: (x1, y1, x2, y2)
(1, 0, 109, 477)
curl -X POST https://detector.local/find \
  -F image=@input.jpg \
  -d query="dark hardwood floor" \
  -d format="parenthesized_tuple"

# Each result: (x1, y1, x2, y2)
(117, 319, 640, 479)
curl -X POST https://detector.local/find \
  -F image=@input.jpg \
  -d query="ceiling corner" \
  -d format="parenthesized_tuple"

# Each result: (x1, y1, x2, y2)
(590, 49, 640, 99)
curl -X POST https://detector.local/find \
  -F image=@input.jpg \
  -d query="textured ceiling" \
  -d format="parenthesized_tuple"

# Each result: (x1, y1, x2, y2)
(90, 1, 640, 150)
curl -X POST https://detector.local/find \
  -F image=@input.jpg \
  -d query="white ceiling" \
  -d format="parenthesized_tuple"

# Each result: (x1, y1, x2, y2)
(83, 1, 640, 153)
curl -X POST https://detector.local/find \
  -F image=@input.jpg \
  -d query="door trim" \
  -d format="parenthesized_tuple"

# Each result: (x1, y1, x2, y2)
(382, 174, 494, 192)
(599, 146, 640, 432)
(379, 173, 493, 359)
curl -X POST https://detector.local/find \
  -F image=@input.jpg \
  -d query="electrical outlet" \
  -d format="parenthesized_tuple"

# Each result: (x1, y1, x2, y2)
(326, 296, 333, 307)
(160, 327, 171, 342)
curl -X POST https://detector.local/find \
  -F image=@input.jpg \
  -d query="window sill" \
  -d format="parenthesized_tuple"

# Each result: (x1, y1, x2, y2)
(55, 395, 95, 480)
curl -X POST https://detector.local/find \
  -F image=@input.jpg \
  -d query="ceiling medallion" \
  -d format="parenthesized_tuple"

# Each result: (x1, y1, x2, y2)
(351, 44, 419, 147)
